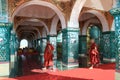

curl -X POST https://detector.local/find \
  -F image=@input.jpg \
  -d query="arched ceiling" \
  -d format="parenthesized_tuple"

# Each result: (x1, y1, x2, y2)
(15, 5, 56, 19)
(19, 32, 35, 40)
(13, 1, 62, 41)
(12, 0, 67, 41)
(19, 20, 43, 26)
(13, 0, 114, 41)
(16, 25, 42, 40)
(79, 13, 96, 21)
(84, 0, 114, 11)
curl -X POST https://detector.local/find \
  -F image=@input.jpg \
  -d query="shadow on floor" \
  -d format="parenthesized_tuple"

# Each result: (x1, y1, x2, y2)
(94, 63, 115, 70)
(14, 72, 93, 80)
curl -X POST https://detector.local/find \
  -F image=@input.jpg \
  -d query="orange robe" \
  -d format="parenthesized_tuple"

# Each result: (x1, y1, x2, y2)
(89, 43, 100, 65)
(44, 43, 54, 68)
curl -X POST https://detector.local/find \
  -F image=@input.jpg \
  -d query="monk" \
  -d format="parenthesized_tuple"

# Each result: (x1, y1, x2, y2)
(43, 41, 54, 70)
(89, 39, 100, 69)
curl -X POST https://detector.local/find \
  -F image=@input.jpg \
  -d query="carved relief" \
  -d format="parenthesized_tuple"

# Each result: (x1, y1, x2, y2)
(8, 0, 29, 17)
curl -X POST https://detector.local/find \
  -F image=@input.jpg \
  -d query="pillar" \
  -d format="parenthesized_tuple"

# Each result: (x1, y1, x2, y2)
(79, 35, 88, 68)
(40, 37, 47, 64)
(33, 40, 37, 49)
(62, 28, 79, 69)
(0, 23, 12, 77)
(35, 39, 38, 49)
(56, 32, 62, 70)
(47, 35, 57, 68)
(9, 31, 18, 77)
(79, 35, 87, 56)
(15, 36, 19, 50)
(15, 36, 21, 76)
(36, 39, 41, 61)
(36, 39, 41, 53)
(110, 6, 120, 71)
(101, 31, 116, 62)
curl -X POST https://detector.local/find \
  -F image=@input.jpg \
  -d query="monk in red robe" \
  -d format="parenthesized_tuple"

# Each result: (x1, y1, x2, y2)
(44, 41, 54, 70)
(89, 39, 100, 69)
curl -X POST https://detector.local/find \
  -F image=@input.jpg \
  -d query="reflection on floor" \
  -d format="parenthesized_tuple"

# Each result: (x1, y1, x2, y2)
(0, 60, 115, 80)
(116, 70, 120, 80)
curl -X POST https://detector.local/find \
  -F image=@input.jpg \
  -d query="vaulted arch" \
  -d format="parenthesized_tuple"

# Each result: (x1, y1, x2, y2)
(82, 18, 101, 35)
(12, 0, 66, 29)
(80, 10, 109, 32)
(15, 18, 49, 35)
(69, 0, 87, 28)
(50, 15, 59, 35)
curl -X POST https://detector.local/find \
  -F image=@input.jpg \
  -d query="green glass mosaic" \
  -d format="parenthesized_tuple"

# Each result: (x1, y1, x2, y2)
(101, 31, 116, 59)
(79, 35, 87, 54)
(106, 6, 119, 70)
(0, 23, 12, 62)
(62, 28, 79, 66)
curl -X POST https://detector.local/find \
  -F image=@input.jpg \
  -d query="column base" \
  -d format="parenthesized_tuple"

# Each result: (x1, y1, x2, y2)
(78, 55, 88, 68)
(40, 54, 44, 64)
(0, 62, 10, 77)
(62, 62, 79, 70)
(9, 53, 18, 77)
(103, 58, 116, 63)
(79, 54, 86, 57)
(115, 70, 120, 80)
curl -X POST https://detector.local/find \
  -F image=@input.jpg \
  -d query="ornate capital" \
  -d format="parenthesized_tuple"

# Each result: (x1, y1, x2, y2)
(62, 27, 80, 33)
(110, 8, 120, 16)
(116, 0, 120, 7)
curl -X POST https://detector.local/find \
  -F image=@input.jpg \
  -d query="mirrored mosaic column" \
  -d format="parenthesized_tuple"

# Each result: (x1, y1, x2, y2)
(10, 30, 17, 77)
(79, 35, 87, 56)
(101, 31, 116, 62)
(0, 23, 12, 77)
(110, 8, 120, 71)
(36, 39, 41, 54)
(40, 38, 47, 64)
(62, 28, 79, 69)
(47, 35, 57, 68)
(56, 32, 62, 70)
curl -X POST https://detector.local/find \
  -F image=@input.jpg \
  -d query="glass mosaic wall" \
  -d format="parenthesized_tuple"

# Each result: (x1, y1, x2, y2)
(88, 26, 101, 46)
(0, 0, 8, 23)
(57, 32, 62, 60)
(62, 28, 79, 65)
(0, 23, 11, 62)
(79, 36, 87, 54)
(101, 31, 116, 59)
(114, 15, 120, 70)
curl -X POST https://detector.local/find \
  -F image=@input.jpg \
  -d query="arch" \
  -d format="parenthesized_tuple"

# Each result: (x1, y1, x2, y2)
(20, 39, 28, 48)
(80, 10, 109, 32)
(111, 20, 115, 31)
(16, 25, 41, 38)
(12, 0, 66, 29)
(82, 18, 101, 35)
(50, 15, 59, 35)
(42, 27, 47, 37)
(16, 18, 49, 35)
(69, 0, 87, 28)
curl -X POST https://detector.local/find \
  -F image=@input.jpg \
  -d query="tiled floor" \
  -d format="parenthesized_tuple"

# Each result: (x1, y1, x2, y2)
(116, 72, 120, 80)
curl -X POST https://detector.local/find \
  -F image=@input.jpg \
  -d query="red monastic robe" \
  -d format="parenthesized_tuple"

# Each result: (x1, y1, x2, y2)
(89, 43, 100, 65)
(44, 43, 54, 67)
